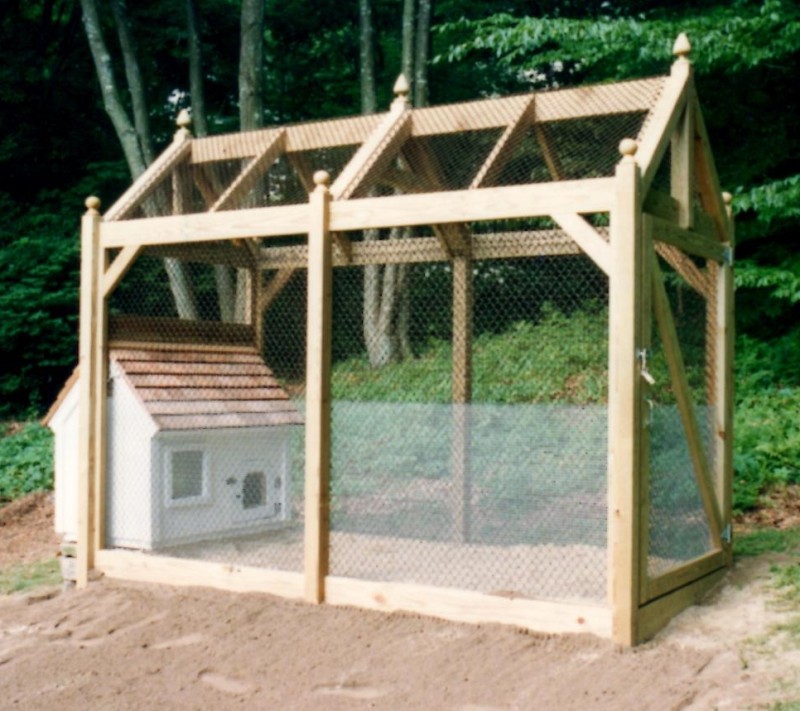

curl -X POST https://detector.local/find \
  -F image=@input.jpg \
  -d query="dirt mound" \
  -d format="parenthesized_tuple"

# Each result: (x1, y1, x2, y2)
(0, 491, 59, 567)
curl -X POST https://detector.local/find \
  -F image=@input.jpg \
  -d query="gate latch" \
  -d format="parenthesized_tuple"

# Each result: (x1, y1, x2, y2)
(637, 348, 656, 386)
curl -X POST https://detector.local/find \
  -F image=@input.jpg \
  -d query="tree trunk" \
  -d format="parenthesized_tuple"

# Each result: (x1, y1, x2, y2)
(186, 0, 209, 138)
(109, 0, 154, 165)
(239, 0, 265, 131)
(79, 0, 146, 180)
(186, 0, 235, 321)
(414, 0, 432, 108)
(359, 0, 377, 115)
(401, 0, 415, 86)
(80, 0, 197, 320)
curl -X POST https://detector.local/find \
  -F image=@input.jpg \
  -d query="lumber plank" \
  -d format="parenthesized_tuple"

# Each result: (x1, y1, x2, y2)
(654, 242, 711, 298)
(607, 148, 644, 646)
(637, 69, 691, 192)
(551, 213, 611, 275)
(100, 203, 310, 248)
(144, 243, 253, 269)
(637, 218, 654, 611)
(650, 215, 726, 263)
(715, 197, 735, 564)
(260, 230, 585, 269)
(469, 96, 534, 188)
(77, 202, 103, 588)
(104, 138, 192, 221)
(330, 107, 412, 201)
(694, 102, 730, 240)
(636, 568, 726, 643)
(534, 122, 565, 181)
(95, 549, 305, 599)
(304, 180, 332, 604)
(644, 550, 726, 602)
(651, 254, 723, 547)
(325, 577, 612, 638)
(108, 315, 253, 346)
(330, 179, 615, 232)
(452, 256, 473, 543)
(671, 96, 695, 228)
(260, 268, 295, 312)
(102, 245, 142, 297)
(210, 130, 287, 212)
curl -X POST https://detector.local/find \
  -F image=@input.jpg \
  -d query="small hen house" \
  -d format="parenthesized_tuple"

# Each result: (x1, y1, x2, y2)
(46, 345, 302, 550)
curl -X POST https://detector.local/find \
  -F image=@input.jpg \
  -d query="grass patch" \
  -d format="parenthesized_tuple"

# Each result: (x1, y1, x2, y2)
(0, 558, 61, 595)
(735, 528, 800, 557)
(0, 422, 53, 503)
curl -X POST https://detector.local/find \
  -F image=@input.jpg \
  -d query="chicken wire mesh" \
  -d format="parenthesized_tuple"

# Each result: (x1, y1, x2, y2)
(107, 76, 666, 222)
(327, 220, 609, 602)
(104, 241, 307, 573)
(646, 252, 718, 579)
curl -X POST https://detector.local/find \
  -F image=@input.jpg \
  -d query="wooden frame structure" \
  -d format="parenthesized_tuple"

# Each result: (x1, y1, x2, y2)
(75, 34, 733, 646)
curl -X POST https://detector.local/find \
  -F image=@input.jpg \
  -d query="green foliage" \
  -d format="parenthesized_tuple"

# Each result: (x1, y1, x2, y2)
(0, 423, 54, 503)
(733, 331, 800, 511)
(332, 303, 609, 404)
(437, 1, 800, 81)
(735, 527, 800, 557)
(0, 558, 61, 595)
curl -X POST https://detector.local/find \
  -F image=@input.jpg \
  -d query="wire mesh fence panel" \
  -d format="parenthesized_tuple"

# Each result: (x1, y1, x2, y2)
(469, 246, 609, 602)
(104, 241, 306, 573)
(326, 219, 609, 602)
(646, 253, 717, 579)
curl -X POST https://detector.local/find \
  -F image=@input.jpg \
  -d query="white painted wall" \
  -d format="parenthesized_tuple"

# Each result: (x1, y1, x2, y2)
(153, 427, 293, 547)
(106, 368, 159, 548)
(48, 368, 295, 551)
(49, 384, 79, 541)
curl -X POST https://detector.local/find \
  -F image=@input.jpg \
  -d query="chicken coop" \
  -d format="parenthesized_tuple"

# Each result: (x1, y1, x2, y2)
(68, 34, 733, 646)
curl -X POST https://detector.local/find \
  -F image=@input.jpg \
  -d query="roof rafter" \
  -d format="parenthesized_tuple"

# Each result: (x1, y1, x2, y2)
(470, 96, 535, 189)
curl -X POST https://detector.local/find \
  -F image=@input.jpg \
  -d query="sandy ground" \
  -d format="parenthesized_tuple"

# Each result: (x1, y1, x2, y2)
(1, 495, 799, 710)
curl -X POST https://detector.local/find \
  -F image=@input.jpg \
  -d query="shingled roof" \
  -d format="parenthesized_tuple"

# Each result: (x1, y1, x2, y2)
(44, 346, 303, 431)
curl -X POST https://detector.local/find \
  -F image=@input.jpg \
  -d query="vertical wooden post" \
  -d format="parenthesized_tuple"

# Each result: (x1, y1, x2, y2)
(304, 170, 333, 603)
(452, 254, 473, 542)
(608, 139, 644, 646)
(637, 216, 654, 601)
(670, 33, 694, 229)
(716, 192, 735, 564)
(93, 242, 109, 557)
(77, 196, 103, 588)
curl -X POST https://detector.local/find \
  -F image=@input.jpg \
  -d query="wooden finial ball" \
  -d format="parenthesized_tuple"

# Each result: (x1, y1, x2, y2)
(393, 73, 411, 98)
(85, 196, 101, 212)
(176, 108, 192, 129)
(722, 191, 733, 205)
(673, 32, 692, 59)
(619, 138, 638, 157)
(313, 170, 330, 188)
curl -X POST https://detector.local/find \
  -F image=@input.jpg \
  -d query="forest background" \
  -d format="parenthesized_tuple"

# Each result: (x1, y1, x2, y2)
(0, 0, 797, 512)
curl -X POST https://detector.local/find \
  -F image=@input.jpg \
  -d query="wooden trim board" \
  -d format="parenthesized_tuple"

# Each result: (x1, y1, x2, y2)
(325, 576, 612, 638)
(644, 550, 725, 603)
(95, 549, 305, 599)
(637, 567, 726, 643)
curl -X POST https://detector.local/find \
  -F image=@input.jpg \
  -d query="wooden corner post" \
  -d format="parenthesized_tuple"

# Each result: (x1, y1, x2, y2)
(304, 170, 333, 603)
(608, 139, 645, 645)
(717, 192, 735, 563)
(77, 196, 104, 588)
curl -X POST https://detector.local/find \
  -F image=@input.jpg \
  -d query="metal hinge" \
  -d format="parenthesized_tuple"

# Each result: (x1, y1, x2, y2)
(721, 524, 732, 543)
(637, 348, 656, 386)
(723, 246, 734, 266)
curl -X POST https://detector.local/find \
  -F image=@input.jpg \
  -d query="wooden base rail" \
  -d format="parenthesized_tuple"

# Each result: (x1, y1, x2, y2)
(94, 549, 612, 638)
